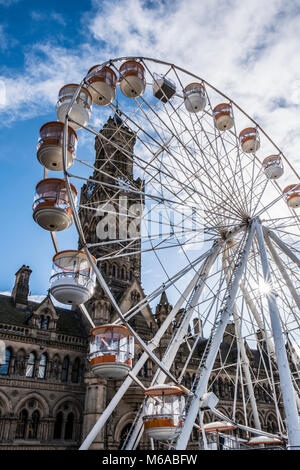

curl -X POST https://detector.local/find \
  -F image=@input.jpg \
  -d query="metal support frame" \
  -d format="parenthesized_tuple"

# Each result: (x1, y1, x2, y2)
(264, 232, 300, 312)
(79, 226, 242, 451)
(174, 222, 256, 449)
(255, 220, 300, 450)
(222, 247, 262, 431)
(198, 410, 208, 450)
(211, 407, 286, 441)
(264, 233, 300, 412)
(155, 247, 221, 384)
(113, 244, 220, 326)
(265, 228, 300, 269)
(83, 247, 181, 387)
(79, 241, 224, 450)
(50, 231, 59, 253)
(78, 303, 95, 328)
(240, 281, 276, 359)
(124, 245, 220, 449)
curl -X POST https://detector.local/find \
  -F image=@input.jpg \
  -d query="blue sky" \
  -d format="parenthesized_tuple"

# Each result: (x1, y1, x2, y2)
(0, 0, 95, 296)
(1, 0, 300, 301)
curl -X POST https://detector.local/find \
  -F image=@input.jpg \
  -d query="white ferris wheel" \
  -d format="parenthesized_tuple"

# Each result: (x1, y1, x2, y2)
(32, 56, 300, 450)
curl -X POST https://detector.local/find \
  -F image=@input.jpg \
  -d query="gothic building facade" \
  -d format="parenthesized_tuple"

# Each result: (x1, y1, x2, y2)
(0, 116, 283, 449)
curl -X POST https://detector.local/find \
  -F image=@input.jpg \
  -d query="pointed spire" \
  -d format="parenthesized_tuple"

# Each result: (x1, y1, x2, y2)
(222, 321, 236, 345)
(11, 265, 32, 308)
(156, 290, 172, 329)
(159, 290, 169, 306)
(113, 102, 123, 126)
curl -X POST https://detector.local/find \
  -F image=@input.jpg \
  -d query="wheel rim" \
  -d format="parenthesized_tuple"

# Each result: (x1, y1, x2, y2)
(44, 56, 300, 450)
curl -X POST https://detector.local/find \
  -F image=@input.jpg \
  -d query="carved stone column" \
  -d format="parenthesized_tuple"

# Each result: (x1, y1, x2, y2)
(82, 375, 107, 449)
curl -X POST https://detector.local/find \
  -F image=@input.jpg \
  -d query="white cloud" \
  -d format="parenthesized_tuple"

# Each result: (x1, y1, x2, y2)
(0, 25, 9, 51)
(1, 0, 300, 172)
(0, 42, 94, 122)
(30, 10, 44, 22)
(0, 0, 21, 5)
(86, 0, 300, 166)
(28, 294, 72, 309)
(50, 12, 66, 26)
(30, 10, 66, 26)
(0, 291, 12, 297)
(0, 24, 18, 52)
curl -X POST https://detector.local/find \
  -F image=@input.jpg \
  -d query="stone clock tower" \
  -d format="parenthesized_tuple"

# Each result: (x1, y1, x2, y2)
(78, 113, 146, 326)
(79, 114, 154, 449)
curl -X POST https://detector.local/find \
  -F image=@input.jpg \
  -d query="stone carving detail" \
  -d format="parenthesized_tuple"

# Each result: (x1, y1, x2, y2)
(14, 353, 25, 376)
(50, 358, 60, 380)
(130, 290, 140, 307)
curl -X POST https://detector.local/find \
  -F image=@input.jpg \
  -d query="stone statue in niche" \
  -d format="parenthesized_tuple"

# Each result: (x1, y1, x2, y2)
(51, 359, 60, 380)
(130, 290, 140, 307)
(93, 296, 111, 324)
(14, 354, 25, 376)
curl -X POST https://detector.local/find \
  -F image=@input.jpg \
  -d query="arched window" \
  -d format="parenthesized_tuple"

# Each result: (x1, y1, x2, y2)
(38, 315, 44, 329)
(228, 381, 234, 399)
(44, 316, 50, 330)
(14, 350, 26, 376)
(210, 377, 216, 394)
(28, 410, 40, 439)
(0, 348, 11, 375)
(26, 352, 36, 378)
(203, 411, 210, 424)
(218, 377, 224, 398)
(223, 379, 229, 398)
(64, 412, 74, 440)
(129, 270, 133, 281)
(184, 373, 191, 389)
(235, 413, 246, 439)
(264, 386, 272, 403)
(38, 353, 47, 379)
(121, 266, 126, 280)
(143, 361, 148, 378)
(61, 357, 69, 382)
(102, 262, 107, 275)
(112, 264, 116, 277)
(237, 381, 242, 399)
(266, 414, 278, 434)
(118, 423, 132, 449)
(71, 358, 80, 383)
(53, 411, 63, 439)
(16, 409, 28, 439)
